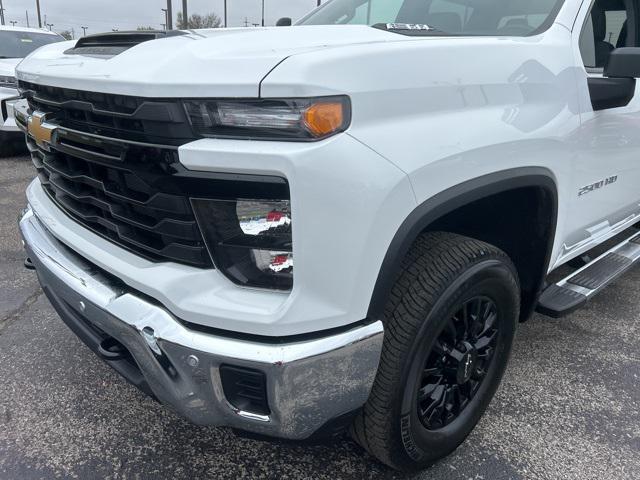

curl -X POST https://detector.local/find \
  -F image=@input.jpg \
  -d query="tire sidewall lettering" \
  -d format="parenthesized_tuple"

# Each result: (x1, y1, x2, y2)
(400, 413, 425, 461)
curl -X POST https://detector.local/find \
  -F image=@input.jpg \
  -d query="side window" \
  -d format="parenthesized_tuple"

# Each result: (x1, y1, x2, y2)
(580, 0, 631, 70)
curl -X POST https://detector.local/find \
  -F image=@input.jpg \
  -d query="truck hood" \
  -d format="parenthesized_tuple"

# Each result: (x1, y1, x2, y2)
(16, 26, 406, 98)
(0, 58, 20, 77)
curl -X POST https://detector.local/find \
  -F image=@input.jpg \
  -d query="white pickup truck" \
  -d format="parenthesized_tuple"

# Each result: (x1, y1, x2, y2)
(14, 0, 640, 472)
(0, 26, 62, 155)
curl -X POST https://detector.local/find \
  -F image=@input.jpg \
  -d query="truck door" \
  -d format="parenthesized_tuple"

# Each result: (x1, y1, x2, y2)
(562, 0, 640, 265)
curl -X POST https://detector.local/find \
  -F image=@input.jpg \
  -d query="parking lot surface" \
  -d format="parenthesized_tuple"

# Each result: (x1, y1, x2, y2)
(1, 155, 638, 480)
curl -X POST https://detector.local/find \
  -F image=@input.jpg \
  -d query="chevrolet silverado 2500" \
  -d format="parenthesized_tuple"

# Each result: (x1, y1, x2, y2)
(14, 0, 640, 472)
(0, 26, 62, 155)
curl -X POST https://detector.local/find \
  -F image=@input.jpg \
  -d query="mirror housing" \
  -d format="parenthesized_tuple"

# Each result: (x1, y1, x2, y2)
(589, 48, 640, 111)
(604, 48, 640, 78)
(276, 17, 292, 27)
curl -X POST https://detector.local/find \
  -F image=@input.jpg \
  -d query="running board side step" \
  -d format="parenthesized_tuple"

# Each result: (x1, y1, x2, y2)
(537, 232, 640, 318)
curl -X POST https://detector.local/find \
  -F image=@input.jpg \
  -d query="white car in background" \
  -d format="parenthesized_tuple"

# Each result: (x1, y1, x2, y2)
(0, 26, 62, 155)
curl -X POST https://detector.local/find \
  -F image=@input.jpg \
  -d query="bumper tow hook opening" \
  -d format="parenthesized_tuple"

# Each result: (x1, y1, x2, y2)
(24, 257, 35, 270)
(98, 337, 129, 361)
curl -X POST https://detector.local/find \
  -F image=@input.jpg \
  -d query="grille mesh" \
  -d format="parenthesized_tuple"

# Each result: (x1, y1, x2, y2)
(21, 83, 213, 268)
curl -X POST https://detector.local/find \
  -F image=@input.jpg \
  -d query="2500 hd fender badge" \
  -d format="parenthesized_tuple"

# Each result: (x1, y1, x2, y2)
(579, 176, 618, 197)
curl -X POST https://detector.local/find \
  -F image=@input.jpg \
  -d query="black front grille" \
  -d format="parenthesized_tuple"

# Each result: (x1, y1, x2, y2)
(27, 133, 213, 268)
(20, 83, 290, 269)
(19, 80, 195, 146)
(20, 82, 214, 268)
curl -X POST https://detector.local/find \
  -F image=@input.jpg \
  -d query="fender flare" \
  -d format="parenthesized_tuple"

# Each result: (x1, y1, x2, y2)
(367, 167, 559, 320)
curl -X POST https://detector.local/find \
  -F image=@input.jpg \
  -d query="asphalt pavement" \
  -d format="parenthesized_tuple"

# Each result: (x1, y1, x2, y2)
(0, 155, 638, 480)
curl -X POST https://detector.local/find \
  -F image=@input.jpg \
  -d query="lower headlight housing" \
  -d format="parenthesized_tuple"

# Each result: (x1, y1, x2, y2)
(192, 198, 293, 290)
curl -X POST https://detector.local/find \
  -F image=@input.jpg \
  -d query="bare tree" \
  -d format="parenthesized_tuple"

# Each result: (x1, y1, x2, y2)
(176, 12, 222, 29)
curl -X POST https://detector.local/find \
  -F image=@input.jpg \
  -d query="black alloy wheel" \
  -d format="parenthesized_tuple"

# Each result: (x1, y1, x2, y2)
(417, 296, 499, 430)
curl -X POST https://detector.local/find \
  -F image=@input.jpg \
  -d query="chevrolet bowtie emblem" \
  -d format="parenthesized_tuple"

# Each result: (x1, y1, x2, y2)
(27, 112, 55, 147)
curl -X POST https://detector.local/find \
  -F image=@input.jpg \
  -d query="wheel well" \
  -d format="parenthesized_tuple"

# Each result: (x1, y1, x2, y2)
(426, 187, 555, 321)
(367, 169, 558, 324)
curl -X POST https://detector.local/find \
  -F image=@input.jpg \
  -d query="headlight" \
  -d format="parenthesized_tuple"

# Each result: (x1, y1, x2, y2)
(0, 75, 17, 89)
(184, 96, 351, 141)
(192, 198, 293, 290)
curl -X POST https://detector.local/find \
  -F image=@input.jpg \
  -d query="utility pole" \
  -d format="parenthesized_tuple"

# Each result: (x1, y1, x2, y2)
(0, 0, 6, 26)
(261, 0, 265, 27)
(161, 23, 166, 30)
(224, 0, 227, 28)
(317, 0, 321, 5)
(36, 0, 42, 28)
(161, 8, 168, 30)
(81, 26, 87, 36)
(71, 27, 75, 39)
(166, 0, 172, 30)
(26, 10, 30, 27)
(243, 17, 249, 27)
(181, 0, 187, 28)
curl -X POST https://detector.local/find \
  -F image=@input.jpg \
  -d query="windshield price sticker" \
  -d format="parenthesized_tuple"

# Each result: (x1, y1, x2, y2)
(386, 23, 433, 31)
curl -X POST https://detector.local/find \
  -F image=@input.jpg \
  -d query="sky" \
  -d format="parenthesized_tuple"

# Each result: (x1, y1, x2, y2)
(1, 0, 322, 36)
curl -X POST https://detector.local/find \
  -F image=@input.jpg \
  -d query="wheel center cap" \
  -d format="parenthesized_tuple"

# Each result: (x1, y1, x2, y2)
(457, 345, 478, 384)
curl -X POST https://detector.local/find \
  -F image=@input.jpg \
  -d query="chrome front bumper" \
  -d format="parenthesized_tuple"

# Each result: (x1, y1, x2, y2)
(19, 207, 384, 440)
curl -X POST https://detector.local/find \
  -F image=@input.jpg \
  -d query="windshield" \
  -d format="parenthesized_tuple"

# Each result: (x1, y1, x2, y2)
(299, 0, 565, 37)
(0, 31, 62, 58)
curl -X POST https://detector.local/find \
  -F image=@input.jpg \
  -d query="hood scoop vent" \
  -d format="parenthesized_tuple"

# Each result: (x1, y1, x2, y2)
(64, 30, 187, 57)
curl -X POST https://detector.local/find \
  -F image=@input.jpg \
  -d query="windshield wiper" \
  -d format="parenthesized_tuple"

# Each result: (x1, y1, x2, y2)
(0, 56, 17, 59)
(372, 23, 448, 36)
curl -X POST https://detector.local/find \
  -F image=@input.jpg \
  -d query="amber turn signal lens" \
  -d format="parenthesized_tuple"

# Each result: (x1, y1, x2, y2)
(303, 102, 345, 137)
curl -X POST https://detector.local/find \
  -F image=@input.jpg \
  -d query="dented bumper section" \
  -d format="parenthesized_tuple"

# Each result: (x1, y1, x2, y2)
(19, 206, 384, 440)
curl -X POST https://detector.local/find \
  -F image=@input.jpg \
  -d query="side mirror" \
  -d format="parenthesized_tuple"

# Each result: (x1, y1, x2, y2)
(276, 17, 292, 27)
(588, 48, 640, 111)
(605, 48, 640, 78)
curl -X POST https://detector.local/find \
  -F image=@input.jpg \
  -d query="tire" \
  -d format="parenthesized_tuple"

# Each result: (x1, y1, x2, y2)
(352, 232, 520, 472)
